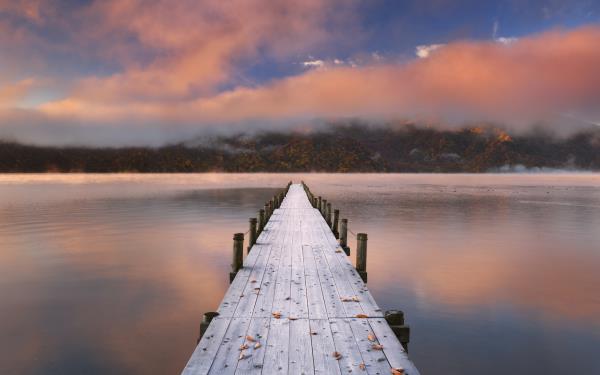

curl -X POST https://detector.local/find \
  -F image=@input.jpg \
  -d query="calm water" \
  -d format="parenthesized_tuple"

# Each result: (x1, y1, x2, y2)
(1, 173, 600, 374)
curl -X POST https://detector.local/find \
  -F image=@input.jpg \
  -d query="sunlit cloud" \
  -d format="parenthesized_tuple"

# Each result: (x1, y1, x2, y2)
(415, 43, 445, 58)
(1, 0, 600, 145)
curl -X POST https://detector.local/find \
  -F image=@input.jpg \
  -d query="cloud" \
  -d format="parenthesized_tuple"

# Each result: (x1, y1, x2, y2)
(0, 78, 37, 106)
(303, 59, 325, 68)
(42, 26, 597, 132)
(415, 43, 445, 58)
(1, 1, 600, 145)
(495, 36, 519, 44)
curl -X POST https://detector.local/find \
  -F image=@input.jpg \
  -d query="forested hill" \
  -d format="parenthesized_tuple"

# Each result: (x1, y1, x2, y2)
(1, 125, 599, 172)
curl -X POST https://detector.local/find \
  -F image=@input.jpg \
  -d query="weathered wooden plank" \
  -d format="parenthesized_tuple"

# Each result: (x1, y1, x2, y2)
(329, 318, 367, 374)
(234, 317, 270, 374)
(207, 317, 252, 374)
(252, 244, 283, 318)
(301, 244, 328, 319)
(348, 318, 390, 374)
(233, 245, 273, 317)
(314, 213, 383, 317)
(271, 214, 293, 317)
(182, 317, 231, 375)
(318, 241, 365, 317)
(289, 216, 309, 319)
(217, 244, 267, 317)
(262, 317, 290, 373)
(368, 318, 420, 375)
(309, 319, 342, 375)
(311, 245, 347, 318)
(289, 319, 314, 374)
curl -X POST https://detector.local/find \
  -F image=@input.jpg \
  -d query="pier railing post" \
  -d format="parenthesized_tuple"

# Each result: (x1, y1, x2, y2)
(322, 199, 327, 218)
(385, 310, 410, 353)
(264, 202, 270, 222)
(326, 203, 332, 226)
(333, 209, 340, 238)
(230, 233, 244, 283)
(258, 209, 265, 233)
(340, 218, 349, 255)
(318, 196, 322, 212)
(356, 233, 368, 282)
(197, 311, 220, 343)
(268, 200, 273, 219)
(248, 218, 257, 253)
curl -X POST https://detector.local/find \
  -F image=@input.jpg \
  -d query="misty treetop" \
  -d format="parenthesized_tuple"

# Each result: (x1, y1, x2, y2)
(1, 125, 599, 173)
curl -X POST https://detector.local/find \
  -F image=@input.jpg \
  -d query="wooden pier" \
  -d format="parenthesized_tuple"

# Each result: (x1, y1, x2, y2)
(182, 183, 419, 375)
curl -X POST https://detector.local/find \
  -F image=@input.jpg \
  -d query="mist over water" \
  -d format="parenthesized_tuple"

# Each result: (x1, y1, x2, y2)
(1, 173, 599, 374)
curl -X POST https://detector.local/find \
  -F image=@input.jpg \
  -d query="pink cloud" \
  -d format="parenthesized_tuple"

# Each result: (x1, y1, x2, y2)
(1, 1, 600, 144)
(41, 26, 600, 132)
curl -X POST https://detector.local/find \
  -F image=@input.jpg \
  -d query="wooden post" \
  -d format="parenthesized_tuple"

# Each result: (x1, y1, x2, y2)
(197, 311, 220, 343)
(340, 218, 349, 255)
(332, 209, 340, 238)
(248, 218, 257, 253)
(322, 199, 327, 217)
(385, 310, 410, 353)
(230, 233, 244, 283)
(264, 203, 270, 222)
(356, 233, 368, 282)
(318, 196, 322, 211)
(258, 209, 265, 233)
(326, 203, 332, 226)
(269, 200, 274, 219)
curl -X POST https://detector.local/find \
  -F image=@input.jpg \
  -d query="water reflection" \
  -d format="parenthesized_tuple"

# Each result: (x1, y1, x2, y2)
(0, 174, 599, 374)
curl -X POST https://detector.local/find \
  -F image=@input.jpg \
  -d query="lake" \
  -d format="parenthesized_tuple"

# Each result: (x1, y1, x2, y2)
(1, 173, 599, 374)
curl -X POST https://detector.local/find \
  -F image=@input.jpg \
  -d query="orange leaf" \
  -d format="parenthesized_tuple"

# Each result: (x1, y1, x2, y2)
(355, 314, 368, 318)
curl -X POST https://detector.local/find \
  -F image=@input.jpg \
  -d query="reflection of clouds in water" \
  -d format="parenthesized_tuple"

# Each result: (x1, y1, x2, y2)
(0, 184, 278, 374)
(297, 176, 600, 326)
(1, 173, 600, 374)
(520, 200, 600, 209)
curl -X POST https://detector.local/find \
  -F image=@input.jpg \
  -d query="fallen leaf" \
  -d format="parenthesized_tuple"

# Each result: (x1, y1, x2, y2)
(355, 314, 368, 318)
(239, 351, 246, 360)
(332, 351, 342, 360)
(272, 312, 282, 319)
(254, 342, 261, 349)
(359, 363, 366, 370)
(250, 279, 257, 283)
(367, 333, 375, 342)
(335, 249, 343, 253)
(239, 344, 249, 350)
(288, 316, 298, 321)
(309, 331, 317, 335)
(391, 368, 405, 375)
(246, 335, 255, 342)
(372, 344, 384, 350)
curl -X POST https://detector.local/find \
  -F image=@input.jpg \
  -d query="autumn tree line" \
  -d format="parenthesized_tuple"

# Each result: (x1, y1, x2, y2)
(1, 124, 599, 172)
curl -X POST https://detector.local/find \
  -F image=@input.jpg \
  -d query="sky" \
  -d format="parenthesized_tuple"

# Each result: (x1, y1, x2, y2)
(1, 0, 600, 145)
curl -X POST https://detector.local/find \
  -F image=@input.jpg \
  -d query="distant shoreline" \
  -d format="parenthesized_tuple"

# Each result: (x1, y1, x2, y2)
(2, 125, 599, 173)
